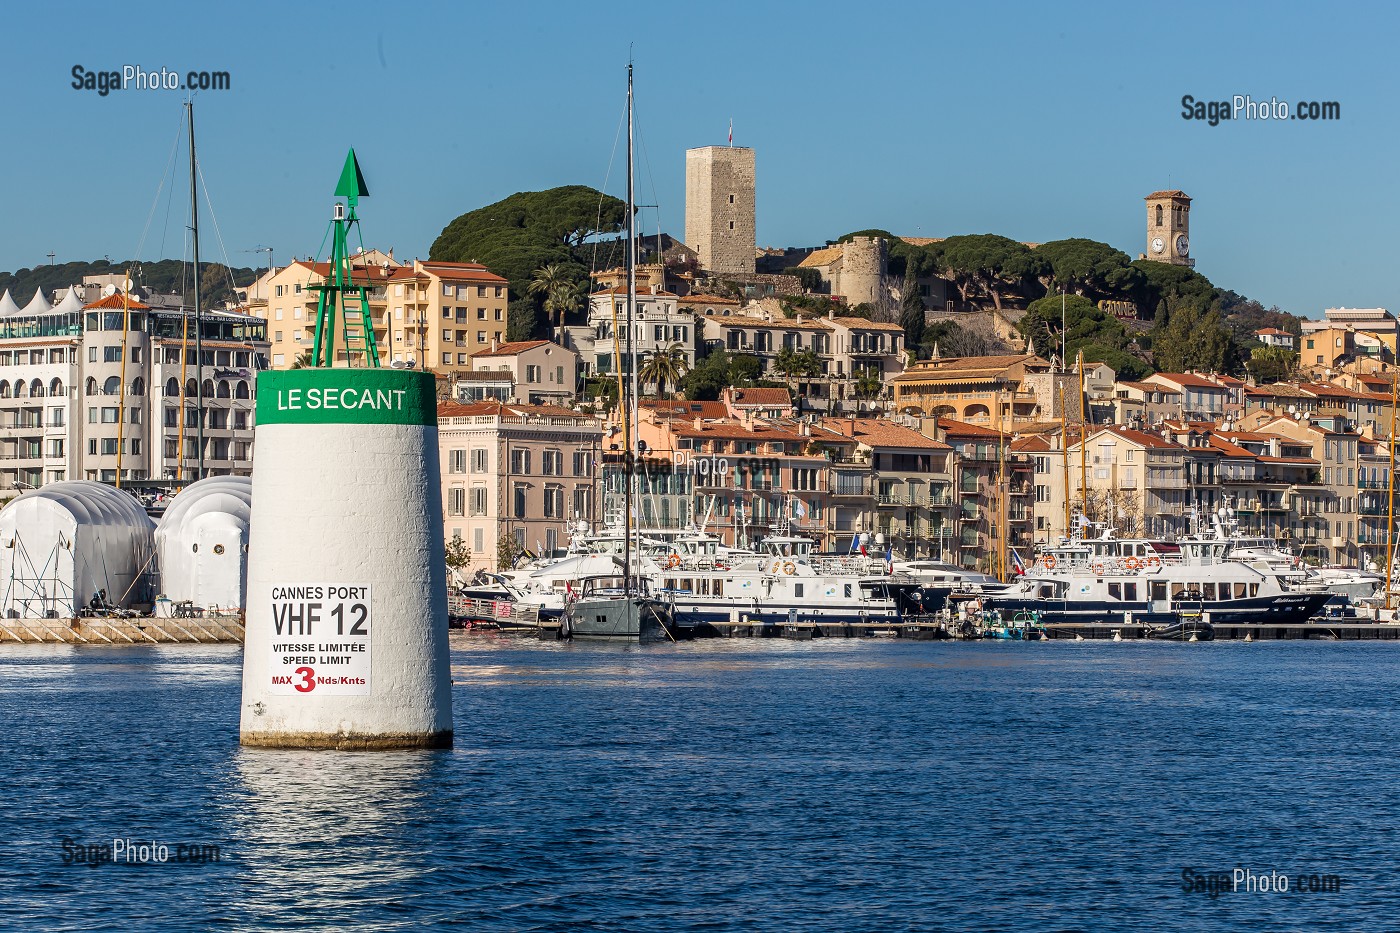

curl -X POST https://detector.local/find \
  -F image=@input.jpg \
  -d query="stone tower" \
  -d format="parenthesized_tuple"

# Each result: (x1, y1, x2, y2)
(837, 236, 887, 307)
(1144, 190, 1193, 267)
(685, 146, 755, 275)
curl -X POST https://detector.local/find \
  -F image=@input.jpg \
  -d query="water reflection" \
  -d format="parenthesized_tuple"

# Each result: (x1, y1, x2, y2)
(229, 748, 452, 928)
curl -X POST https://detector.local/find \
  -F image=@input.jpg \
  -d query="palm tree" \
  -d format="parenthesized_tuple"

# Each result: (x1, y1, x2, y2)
(853, 367, 883, 402)
(639, 344, 690, 397)
(527, 264, 579, 341)
(292, 351, 314, 369)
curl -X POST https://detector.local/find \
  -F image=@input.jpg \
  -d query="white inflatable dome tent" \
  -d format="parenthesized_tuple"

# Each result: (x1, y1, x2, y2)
(0, 481, 156, 618)
(155, 476, 252, 612)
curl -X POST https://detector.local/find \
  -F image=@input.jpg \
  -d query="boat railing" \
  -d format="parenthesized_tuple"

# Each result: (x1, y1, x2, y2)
(810, 555, 887, 575)
(450, 596, 540, 626)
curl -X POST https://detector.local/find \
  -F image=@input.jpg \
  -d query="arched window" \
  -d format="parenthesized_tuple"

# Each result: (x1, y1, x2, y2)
(1155, 204, 1163, 227)
(201, 379, 215, 398)
(49, 378, 64, 397)
(234, 380, 250, 400)
(964, 403, 991, 420)
(185, 379, 198, 397)
(0, 381, 10, 399)
(13, 380, 26, 398)
(103, 376, 121, 395)
(165, 377, 180, 397)
(29, 379, 44, 398)
(86, 377, 97, 397)
(216, 380, 231, 398)
(130, 377, 145, 396)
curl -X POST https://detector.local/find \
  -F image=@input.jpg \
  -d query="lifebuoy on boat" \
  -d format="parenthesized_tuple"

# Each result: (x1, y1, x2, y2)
(1146, 556, 1161, 568)
(1042, 554, 1057, 570)
(782, 561, 796, 575)
(1125, 556, 1142, 571)
(667, 553, 681, 569)
(1093, 562, 1106, 576)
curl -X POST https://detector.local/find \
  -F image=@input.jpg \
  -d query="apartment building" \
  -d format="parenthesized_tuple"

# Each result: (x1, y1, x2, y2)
(934, 419, 1033, 573)
(257, 257, 509, 369)
(438, 401, 603, 575)
(565, 286, 698, 379)
(696, 305, 905, 411)
(1069, 426, 1189, 539)
(0, 289, 267, 489)
(892, 352, 1072, 426)
(469, 340, 580, 405)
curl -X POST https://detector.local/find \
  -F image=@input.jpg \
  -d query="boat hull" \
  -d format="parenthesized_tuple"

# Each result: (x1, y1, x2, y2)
(563, 597, 676, 643)
(985, 591, 1331, 628)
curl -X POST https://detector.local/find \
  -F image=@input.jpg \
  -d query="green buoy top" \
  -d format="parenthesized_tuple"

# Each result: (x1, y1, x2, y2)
(335, 148, 370, 205)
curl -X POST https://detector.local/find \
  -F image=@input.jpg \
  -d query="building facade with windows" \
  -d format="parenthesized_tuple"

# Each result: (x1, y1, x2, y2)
(256, 257, 510, 370)
(437, 401, 603, 575)
(0, 288, 267, 490)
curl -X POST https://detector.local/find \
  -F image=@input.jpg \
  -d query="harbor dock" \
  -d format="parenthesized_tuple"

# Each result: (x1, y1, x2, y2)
(531, 617, 1400, 642)
(0, 615, 245, 644)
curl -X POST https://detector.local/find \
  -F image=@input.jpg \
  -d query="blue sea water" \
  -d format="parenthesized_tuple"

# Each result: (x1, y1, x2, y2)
(2, 635, 1397, 931)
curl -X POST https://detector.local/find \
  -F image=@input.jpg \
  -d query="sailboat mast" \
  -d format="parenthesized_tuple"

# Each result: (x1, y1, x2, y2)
(188, 101, 205, 481)
(622, 62, 636, 595)
(626, 65, 640, 458)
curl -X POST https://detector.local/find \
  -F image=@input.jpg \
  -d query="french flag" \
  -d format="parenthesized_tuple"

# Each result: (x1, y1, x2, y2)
(1010, 549, 1026, 576)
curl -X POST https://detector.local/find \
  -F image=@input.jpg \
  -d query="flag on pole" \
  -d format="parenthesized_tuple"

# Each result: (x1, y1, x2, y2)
(1010, 549, 1026, 576)
(728, 118, 733, 146)
(885, 544, 894, 574)
(794, 499, 807, 519)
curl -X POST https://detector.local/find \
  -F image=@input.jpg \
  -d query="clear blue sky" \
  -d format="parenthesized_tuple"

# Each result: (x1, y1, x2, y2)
(3, 0, 1395, 318)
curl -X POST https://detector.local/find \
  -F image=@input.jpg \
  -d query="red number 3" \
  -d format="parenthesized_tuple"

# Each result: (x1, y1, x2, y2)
(294, 666, 315, 693)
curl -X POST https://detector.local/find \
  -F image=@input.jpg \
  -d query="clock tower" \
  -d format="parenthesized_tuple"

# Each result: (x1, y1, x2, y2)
(1144, 190, 1193, 267)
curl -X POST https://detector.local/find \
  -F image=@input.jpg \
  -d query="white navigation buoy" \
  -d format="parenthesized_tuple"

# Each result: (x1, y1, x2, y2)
(1112, 630, 1123, 642)
(1244, 632, 1254, 643)
(1074, 634, 1085, 642)
(239, 369, 452, 749)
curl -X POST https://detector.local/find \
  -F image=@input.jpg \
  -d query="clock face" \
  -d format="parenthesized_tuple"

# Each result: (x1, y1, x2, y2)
(1176, 235, 1189, 256)
(1151, 237, 1165, 254)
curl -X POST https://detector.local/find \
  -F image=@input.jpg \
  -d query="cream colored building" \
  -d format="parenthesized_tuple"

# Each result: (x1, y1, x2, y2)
(256, 257, 509, 370)
(438, 400, 603, 574)
(564, 287, 698, 379)
(469, 339, 580, 405)
(1068, 425, 1189, 538)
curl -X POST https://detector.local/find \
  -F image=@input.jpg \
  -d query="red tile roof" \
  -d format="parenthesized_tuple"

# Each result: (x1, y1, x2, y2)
(418, 261, 508, 283)
(1149, 373, 1225, 390)
(83, 292, 150, 310)
(937, 418, 1008, 439)
(726, 387, 792, 407)
(1145, 190, 1191, 200)
(1088, 425, 1183, 450)
(849, 419, 950, 450)
(641, 399, 729, 419)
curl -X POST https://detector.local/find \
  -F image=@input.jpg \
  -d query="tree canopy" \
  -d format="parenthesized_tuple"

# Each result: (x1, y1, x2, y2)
(1244, 345, 1299, 384)
(681, 349, 764, 401)
(430, 186, 626, 338)
(1013, 294, 1153, 380)
(0, 258, 256, 310)
(1033, 239, 1144, 302)
(1152, 302, 1235, 374)
(929, 234, 1047, 310)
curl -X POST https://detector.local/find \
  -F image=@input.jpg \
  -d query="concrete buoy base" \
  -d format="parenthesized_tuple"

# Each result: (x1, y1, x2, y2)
(239, 369, 452, 750)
